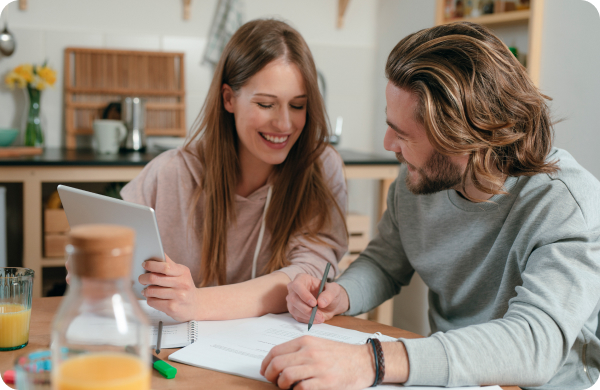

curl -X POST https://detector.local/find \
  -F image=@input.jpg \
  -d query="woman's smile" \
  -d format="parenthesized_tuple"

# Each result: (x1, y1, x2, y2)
(259, 132, 291, 149)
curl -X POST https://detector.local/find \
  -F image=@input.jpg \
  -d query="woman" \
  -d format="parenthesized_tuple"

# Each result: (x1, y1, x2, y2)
(121, 19, 348, 322)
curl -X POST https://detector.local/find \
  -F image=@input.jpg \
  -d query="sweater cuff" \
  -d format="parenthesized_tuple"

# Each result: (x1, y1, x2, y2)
(336, 277, 366, 316)
(400, 336, 449, 387)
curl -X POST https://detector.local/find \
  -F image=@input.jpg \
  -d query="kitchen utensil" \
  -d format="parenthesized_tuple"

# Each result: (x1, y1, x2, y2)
(121, 97, 147, 152)
(0, 23, 16, 57)
(329, 116, 343, 145)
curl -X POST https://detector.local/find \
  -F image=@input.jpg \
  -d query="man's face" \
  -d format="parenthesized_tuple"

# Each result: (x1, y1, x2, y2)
(383, 82, 467, 195)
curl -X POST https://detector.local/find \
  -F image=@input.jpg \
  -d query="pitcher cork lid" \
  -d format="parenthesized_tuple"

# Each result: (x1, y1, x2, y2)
(68, 224, 135, 279)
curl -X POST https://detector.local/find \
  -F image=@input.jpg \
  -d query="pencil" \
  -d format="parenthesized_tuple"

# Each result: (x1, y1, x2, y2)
(308, 262, 331, 331)
(156, 320, 163, 355)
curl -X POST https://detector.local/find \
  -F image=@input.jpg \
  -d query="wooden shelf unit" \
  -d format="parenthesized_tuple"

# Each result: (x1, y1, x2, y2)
(435, 0, 544, 86)
(439, 9, 531, 26)
(63, 48, 187, 149)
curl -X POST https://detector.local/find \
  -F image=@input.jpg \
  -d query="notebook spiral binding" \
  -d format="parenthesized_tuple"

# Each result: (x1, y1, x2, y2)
(189, 321, 199, 343)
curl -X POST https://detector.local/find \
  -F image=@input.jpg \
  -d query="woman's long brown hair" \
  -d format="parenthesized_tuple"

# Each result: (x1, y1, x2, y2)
(386, 22, 558, 201)
(185, 19, 346, 286)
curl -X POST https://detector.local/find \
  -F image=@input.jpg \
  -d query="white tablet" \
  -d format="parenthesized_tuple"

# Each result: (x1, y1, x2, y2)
(57, 185, 165, 298)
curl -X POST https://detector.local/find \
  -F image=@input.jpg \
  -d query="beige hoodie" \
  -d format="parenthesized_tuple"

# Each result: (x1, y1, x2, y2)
(120, 145, 348, 286)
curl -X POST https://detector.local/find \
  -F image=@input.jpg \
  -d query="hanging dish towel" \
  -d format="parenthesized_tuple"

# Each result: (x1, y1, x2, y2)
(203, 0, 244, 68)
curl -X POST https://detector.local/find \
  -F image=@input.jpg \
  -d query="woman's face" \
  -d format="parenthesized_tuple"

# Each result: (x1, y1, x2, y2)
(222, 58, 307, 169)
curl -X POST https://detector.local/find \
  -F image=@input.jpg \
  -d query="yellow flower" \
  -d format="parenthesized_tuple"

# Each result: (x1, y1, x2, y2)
(14, 64, 33, 83)
(32, 76, 47, 91)
(36, 66, 56, 86)
(4, 71, 27, 89)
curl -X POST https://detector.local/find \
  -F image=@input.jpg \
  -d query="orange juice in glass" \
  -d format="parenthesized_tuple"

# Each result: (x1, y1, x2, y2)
(0, 267, 34, 351)
(54, 352, 150, 390)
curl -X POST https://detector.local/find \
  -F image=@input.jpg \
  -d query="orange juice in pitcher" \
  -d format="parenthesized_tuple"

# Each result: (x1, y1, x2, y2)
(54, 352, 150, 390)
(51, 225, 150, 390)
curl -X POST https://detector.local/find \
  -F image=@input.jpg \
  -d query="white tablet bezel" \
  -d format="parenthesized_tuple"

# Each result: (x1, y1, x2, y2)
(57, 184, 165, 298)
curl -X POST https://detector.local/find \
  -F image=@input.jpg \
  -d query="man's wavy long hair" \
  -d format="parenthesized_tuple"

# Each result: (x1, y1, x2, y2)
(386, 22, 558, 200)
(185, 19, 345, 286)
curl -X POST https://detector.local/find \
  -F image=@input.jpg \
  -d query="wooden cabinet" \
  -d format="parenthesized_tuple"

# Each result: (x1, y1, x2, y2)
(0, 149, 400, 324)
(44, 209, 69, 258)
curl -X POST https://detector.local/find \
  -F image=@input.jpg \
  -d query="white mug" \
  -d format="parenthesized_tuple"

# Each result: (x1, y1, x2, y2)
(93, 120, 127, 154)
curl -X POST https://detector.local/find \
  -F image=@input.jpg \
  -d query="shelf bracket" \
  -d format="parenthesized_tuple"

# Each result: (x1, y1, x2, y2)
(183, 0, 191, 20)
(337, 0, 350, 29)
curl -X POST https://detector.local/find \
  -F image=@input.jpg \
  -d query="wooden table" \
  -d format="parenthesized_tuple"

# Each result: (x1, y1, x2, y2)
(0, 297, 520, 390)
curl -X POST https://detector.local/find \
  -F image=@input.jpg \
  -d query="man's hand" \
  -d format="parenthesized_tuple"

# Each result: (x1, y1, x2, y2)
(286, 274, 350, 324)
(260, 336, 376, 390)
(139, 254, 200, 322)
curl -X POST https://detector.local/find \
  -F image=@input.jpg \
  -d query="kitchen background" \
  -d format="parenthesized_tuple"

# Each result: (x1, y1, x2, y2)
(0, 0, 598, 336)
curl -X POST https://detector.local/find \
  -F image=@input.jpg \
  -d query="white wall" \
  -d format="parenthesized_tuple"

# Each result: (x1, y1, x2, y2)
(540, 0, 600, 179)
(0, 0, 378, 155)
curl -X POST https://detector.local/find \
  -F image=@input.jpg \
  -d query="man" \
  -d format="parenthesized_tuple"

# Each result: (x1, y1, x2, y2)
(260, 22, 600, 390)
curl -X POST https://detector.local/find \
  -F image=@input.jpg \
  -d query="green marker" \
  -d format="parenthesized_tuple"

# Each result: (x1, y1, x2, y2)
(125, 345, 177, 379)
(152, 354, 177, 379)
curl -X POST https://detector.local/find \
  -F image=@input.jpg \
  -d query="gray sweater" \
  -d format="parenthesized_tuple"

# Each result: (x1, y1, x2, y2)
(337, 148, 600, 389)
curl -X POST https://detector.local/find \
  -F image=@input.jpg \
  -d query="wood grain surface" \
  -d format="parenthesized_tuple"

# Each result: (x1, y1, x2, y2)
(0, 297, 520, 390)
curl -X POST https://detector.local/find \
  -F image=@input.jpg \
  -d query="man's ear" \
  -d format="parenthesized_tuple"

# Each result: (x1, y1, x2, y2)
(222, 84, 235, 113)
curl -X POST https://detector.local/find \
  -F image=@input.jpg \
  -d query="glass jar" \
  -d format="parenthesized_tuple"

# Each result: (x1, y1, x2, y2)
(51, 224, 150, 390)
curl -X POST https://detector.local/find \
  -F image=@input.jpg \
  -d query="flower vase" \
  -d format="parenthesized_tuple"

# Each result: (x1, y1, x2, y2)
(24, 86, 44, 147)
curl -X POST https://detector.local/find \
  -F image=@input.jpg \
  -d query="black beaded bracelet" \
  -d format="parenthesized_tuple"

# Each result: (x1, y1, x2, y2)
(367, 338, 379, 387)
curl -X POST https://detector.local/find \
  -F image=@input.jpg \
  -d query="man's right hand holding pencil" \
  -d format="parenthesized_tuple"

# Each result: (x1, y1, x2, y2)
(285, 273, 350, 325)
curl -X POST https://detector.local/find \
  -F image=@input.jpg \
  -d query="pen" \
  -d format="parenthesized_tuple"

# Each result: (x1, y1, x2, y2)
(308, 262, 331, 331)
(156, 320, 163, 355)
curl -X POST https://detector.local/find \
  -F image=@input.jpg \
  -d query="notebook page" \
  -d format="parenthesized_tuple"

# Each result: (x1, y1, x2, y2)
(169, 313, 397, 383)
(139, 300, 258, 347)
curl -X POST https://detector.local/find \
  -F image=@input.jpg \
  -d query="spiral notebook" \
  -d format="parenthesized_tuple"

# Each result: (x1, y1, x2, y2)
(140, 300, 254, 349)
(168, 313, 398, 383)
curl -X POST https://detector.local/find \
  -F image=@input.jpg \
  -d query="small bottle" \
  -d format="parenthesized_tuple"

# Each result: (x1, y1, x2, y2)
(51, 224, 150, 390)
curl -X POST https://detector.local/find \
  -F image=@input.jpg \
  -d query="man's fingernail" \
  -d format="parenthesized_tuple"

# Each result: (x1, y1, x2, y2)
(309, 299, 316, 306)
(321, 299, 327, 306)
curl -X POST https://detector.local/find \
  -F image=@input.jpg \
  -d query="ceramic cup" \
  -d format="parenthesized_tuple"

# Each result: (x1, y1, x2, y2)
(93, 120, 127, 154)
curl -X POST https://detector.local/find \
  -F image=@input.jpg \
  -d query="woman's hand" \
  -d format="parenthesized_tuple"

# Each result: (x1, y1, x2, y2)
(286, 274, 350, 324)
(139, 254, 200, 322)
(261, 336, 376, 390)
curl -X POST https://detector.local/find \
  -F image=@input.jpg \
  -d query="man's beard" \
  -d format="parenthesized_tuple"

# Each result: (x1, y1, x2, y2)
(396, 150, 463, 195)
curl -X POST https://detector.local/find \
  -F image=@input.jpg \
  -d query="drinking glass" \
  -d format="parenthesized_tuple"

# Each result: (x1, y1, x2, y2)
(0, 267, 34, 351)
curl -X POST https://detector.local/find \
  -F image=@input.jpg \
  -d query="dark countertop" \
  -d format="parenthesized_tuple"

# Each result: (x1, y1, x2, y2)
(0, 148, 399, 166)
